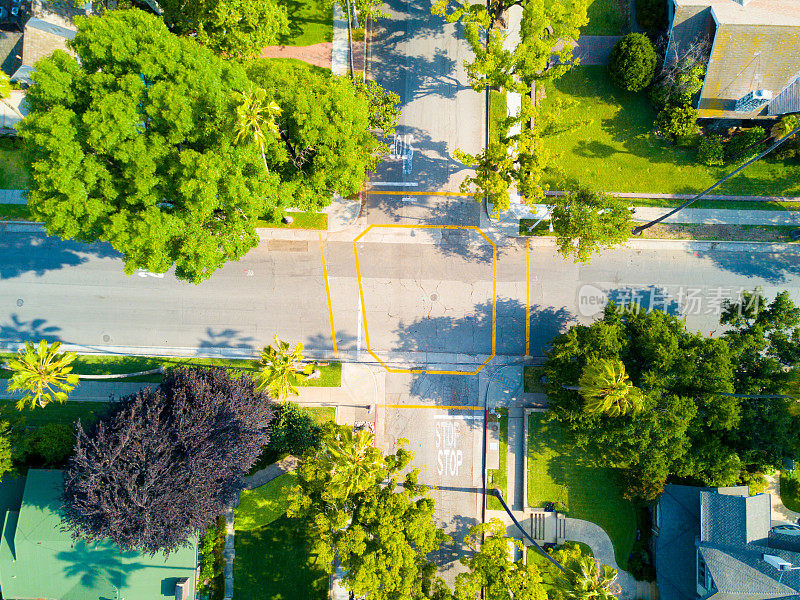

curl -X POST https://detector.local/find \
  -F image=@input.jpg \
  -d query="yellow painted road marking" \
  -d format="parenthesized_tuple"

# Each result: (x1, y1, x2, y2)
(353, 224, 497, 375)
(526, 237, 530, 357)
(368, 191, 474, 196)
(318, 234, 338, 358)
(382, 404, 484, 410)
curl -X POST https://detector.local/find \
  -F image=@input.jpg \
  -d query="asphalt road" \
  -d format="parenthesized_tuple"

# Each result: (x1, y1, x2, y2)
(4, 231, 800, 358)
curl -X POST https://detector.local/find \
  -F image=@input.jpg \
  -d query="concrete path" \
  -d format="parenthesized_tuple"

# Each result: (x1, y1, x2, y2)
(0, 190, 26, 204)
(0, 378, 152, 402)
(632, 205, 800, 226)
(242, 455, 299, 490)
(767, 472, 800, 524)
(564, 517, 638, 599)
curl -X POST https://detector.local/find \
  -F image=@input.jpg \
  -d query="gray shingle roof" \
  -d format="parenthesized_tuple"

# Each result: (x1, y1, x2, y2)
(700, 490, 771, 546)
(656, 485, 704, 600)
(769, 74, 800, 116)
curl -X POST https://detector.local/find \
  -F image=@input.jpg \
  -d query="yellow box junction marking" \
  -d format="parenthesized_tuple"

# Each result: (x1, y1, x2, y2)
(318, 233, 338, 358)
(353, 224, 497, 375)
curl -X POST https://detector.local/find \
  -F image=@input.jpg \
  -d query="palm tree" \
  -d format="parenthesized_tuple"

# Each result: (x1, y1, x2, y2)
(318, 426, 384, 501)
(254, 337, 314, 401)
(553, 556, 621, 600)
(578, 358, 643, 417)
(6, 341, 79, 410)
(233, 85, 281, 173)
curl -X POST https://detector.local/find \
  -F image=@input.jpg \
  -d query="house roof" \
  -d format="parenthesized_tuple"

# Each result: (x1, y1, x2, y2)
(655, 484, 704, 600)
(699, 23, 800, 118)
(666, 0, 800, 119)
(20, 16, 75, 68)
(0, 469, 197, 600)
(0, 29, 22, 77)
(700, 490, 771, 546)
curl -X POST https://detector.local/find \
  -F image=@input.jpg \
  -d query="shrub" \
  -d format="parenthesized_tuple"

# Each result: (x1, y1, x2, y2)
(609, 33, 658, 92)
(697, 135, 724, 166)
(15, 423, 76, 467)
(655, 103, 699, 141)
(267, 402, 322, 457)
(724, 127, 766, 163)
(635, 0, 667, 34)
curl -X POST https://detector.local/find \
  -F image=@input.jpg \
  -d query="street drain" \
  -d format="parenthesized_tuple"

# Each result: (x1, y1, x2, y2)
(16, 299, 23, 307)
(430, 293, 439, 301)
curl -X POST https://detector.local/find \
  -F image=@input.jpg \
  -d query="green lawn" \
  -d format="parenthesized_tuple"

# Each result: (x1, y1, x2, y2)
(0, 401, 110, 427)
(0, 353, 342, 387)
(0, 204, 31, 221)
(527, 412, 636, 568)
(0, 137, 31, 189)
(277, 0, 333, 46)
(780, 470, 800, 513)
(236, 472, 299, 531)
(487, 409, 508, 510)
(582, 0, 628, 35)
(256, 211, 328, 230)
(235, 515, 329, 600)
(542, 67, 800, 197)
(491, 89, 508, 143)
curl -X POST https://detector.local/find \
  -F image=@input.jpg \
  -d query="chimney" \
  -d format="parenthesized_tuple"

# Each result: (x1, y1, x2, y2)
(175, 578, 190, 600)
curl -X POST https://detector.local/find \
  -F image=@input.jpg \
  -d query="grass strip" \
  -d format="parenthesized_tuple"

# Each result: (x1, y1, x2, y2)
(0, 353, 342, 387)
(256, 211, 328, 230)
(0, 400, 110, 427)
(486, 408, 508, 510)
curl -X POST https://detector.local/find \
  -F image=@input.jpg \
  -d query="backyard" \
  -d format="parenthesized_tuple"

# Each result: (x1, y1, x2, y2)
(234, 473, 329, 600)
(541, 67, 800, 197)
(527, 411, 636, 568)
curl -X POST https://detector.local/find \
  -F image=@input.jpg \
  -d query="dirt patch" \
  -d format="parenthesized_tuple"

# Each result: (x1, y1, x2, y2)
(641, 224, 798, 242)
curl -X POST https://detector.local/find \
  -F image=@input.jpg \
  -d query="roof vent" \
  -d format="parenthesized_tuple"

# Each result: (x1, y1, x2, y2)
(735, 89, 773, 112)
(763, 554, 799, 571)
(175, 578, 190, 600)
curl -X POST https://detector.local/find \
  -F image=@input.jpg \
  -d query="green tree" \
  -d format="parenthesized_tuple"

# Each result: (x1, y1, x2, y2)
(19, 9, 278, 283)
(254, 337, 314, 402)
(16, 423, 76, 467)
(234, 84, 281, 172)
(454, 519, 547, 600)
(608, 33, 657, 92)
(551, 187, 633, 262)
(772, 114, 800, 140)
(6, 341, 79, 410)
(160, 0, 289, 59)
(246, 59, 398, 211)
(655, 103, 699, 141)
(456, 96, 582, 212)
(0, 422, 13, 483)
(0, 72, 10, 100)
(289, 424, 449, 600)
(432, 0, 589, 94)
(578, 358, 643, 417)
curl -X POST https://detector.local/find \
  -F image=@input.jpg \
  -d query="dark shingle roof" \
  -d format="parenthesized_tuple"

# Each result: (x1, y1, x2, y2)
(656, 485, 704, 600)
(0, 30, 22, 76)
(700, 491, 771, 546)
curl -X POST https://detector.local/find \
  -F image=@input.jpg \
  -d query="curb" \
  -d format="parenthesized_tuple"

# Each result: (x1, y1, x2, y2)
(524, 235, 800, 253)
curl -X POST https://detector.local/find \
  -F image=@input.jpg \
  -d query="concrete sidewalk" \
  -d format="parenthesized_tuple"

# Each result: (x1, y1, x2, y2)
(632, 205, 800, 226)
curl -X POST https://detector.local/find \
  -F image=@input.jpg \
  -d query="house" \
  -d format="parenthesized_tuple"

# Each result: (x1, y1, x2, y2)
(665, 0, 800, 119)
(9, 16, 75, 85)
(0, 469, 198, 600)
(654, 483, 800, 600)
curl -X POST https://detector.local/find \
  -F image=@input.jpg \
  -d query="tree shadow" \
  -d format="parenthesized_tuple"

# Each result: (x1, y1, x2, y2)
(304, 330, 358, 355)
(369, 125, 472, 193)
(0, 314, 62, 344)
(574, 140, 620, 159)
(694, 248, 800, 284)
(198, 328, 257, 351)
(0, 230, 120, 279)
(428, 512, 478, 571)
(58, 541, 150, 591)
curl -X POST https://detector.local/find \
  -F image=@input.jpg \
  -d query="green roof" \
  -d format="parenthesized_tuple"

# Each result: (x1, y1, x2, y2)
(0, 470, 197, 600)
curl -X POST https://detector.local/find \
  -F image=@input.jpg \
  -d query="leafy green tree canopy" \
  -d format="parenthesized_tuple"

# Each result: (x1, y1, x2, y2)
(551, 187, 633, 262)
(608, 33, 657, 92)
(432, 0, 589, 94)
(246, 59, 399, 211)
(159, 0, 289, 58)
(289, 423, 449, 600)
(20, 9, 278, 283)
